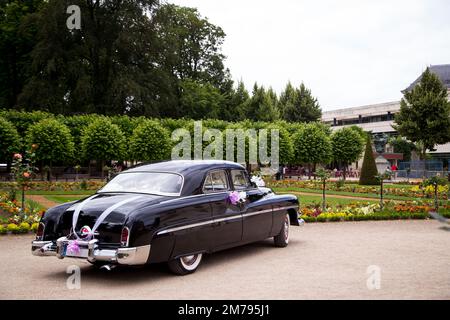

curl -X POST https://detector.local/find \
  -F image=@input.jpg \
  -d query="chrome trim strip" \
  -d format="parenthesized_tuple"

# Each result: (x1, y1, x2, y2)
(242, 208, 273, 217)
(273, 205, 299, 211)
(159, 191, 230, 204)
(157, 220, 213, 235)
(157, 205, 299, 235)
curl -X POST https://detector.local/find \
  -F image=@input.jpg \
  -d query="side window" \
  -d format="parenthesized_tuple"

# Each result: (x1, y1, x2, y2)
(231, 170, 251, 190)
(203, 170, 229, 193)
(203, 174, 214, 193)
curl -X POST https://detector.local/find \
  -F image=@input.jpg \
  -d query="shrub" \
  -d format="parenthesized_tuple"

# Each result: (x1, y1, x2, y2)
(18, 222, 31, 233)
(359, 135, 379, 185)
(292, 123, 332, 172)
(0, 225, 6, 234)
(80, 118, 126, 172)
(31, 223, 39, 232)
(331, 127, 364, 178)
(26, 118, 75, 169)
(129, 120, 172, 161)
(7, 223, 20, 234)
(80, 180, 88, 190)
(0, 117, 21, 163)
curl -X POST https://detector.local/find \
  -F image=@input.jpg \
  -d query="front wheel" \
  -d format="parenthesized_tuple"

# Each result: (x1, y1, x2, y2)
(274, 213, 290, 247)
(168, 253, 203, 275)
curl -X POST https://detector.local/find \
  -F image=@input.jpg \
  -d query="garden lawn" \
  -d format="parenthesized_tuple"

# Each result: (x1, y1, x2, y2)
(273, 187, 419, 201)
(297, 194, 378, 207)
(44, 195, 85, 204)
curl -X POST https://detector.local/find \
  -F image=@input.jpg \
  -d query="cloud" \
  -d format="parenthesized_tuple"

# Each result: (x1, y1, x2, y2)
(169, 0, 450, 110)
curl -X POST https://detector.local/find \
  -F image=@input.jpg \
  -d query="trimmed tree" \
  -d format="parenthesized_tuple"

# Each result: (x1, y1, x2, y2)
(393, 67, 450, 158)
(292, 123, 332, 178)
(359, 135, 378, 185)
(129, 120, 172, 162)
(26, 118, 74, 180)
(0, 117, 21, 172)
(81, 118, 126, 178)
(261, 124, 294, 166)
(331, 127, 365, 180)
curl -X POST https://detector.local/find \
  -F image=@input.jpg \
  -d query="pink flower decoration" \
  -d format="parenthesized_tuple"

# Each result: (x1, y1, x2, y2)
(67, 240, 80, 255)
(228, 191, 240, 205)
(13, 153, 22, 160)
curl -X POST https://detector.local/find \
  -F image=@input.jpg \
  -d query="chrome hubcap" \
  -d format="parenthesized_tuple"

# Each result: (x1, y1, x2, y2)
(181, 255, 197, 266)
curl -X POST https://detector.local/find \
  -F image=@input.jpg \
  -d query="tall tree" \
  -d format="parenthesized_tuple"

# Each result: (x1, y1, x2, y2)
(393, 68, 450, 159)
(153, 4, 230, 89)
(0, 0, 43, 108)
(179, 79, 224, 120)
(246, 84, 280, 122)
(280, 83, 321, 122)
(19, 0, 165, 115)
(221, 80, 250, 121)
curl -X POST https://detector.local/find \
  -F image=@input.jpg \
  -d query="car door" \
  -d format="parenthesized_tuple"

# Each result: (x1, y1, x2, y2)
(231, 169, 273, 242)
(206, 169, 243, 250)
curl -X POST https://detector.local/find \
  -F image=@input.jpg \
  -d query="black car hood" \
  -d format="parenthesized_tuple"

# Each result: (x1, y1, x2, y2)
(56, 192, 170, 243)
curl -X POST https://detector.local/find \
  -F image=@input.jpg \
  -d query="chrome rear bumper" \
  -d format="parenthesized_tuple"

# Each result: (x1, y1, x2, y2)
(31, 237, 150, 266)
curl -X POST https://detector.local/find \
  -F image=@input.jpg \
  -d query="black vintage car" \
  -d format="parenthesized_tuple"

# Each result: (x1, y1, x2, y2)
(32, 160, 303, 275)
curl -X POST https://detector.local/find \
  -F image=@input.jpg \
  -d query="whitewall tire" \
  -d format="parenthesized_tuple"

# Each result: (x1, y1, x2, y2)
(274, 213, 290, 247)
(168, 253, 203, 275)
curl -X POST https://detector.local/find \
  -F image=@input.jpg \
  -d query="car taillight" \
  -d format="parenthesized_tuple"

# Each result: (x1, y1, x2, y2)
(121, 227, 130, 247)
(36, 222, 45, 240)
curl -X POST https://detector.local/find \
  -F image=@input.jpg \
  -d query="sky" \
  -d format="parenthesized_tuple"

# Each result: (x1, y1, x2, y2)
(169, 0, 450, 111)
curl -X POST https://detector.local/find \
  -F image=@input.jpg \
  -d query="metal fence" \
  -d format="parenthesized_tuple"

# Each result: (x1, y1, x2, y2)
(397, 160, 449, 179)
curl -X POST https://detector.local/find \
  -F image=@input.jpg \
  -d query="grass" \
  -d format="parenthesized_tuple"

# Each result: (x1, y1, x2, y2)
(273, 187, 418, 201)
(18, 190, 94, 195)
(298, 194, 378, 207)
(44, 195, 85, 204)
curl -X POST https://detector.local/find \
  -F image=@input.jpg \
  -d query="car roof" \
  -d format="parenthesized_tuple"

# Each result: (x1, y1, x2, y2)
(126, 160, 245, 175)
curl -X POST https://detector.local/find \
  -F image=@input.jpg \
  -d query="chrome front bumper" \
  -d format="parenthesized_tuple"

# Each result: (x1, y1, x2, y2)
(31, 237, 150, 266)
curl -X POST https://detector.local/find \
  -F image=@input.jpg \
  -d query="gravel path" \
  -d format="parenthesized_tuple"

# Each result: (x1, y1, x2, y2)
(27, 195, 59, 209)
(1, 220, 449, 299)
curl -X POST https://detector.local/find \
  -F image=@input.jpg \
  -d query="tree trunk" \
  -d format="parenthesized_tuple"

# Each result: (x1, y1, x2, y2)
(380, 179, 384, 210)
(101, 160, 105, 179)
(21, 184, 25, 215)
(322, 180, 326, 211)
(434, 183, 439, 212)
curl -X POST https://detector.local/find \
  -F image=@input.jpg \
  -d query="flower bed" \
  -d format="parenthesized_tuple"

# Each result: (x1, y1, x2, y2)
(0, 180, 105, 192)
(0, 194, 44, 235)
(300, 200, 450, 223)
(267, 179, 449, 199)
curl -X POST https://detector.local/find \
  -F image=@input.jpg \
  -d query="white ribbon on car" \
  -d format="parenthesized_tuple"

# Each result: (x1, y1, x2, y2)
(71, 195, 142, 240)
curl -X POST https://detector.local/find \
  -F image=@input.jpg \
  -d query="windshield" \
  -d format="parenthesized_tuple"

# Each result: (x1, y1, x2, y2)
(98, 172, 183, 196)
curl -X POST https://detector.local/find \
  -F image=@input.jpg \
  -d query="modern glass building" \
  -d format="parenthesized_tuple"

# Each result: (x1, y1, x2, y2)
(322, 64, 450, 171)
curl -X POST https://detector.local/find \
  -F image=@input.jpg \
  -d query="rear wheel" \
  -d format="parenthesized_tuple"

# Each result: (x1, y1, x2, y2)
(168, 253, 203, 275)
(274, 213, 290, 247)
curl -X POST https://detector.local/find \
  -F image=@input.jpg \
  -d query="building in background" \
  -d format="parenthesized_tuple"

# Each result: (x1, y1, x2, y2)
(322, 64, 450, 173)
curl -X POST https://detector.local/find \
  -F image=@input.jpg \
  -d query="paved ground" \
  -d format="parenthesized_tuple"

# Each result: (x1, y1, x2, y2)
(1, 220, 449, 299)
